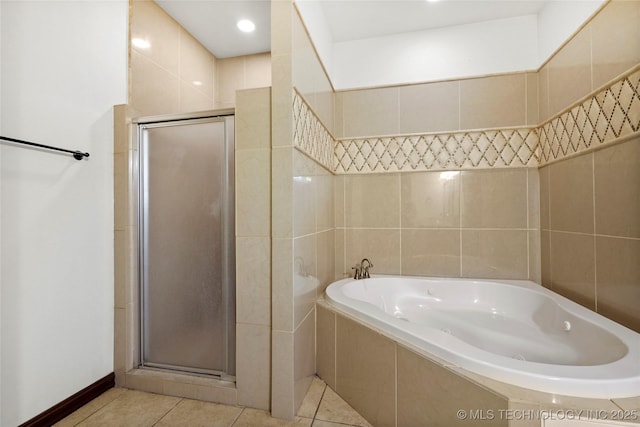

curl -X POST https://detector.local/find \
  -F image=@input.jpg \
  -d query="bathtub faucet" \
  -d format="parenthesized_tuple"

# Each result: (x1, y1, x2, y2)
(352, 258, 373, 279)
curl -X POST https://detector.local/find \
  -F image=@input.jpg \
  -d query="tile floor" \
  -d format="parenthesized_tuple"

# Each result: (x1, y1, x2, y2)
(55, 376, 372, 426)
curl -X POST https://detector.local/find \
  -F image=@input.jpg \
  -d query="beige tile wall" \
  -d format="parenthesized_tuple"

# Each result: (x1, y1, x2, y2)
(130, 1, 214, 116)
(235, 88, 272, 409)
(271, 1, 337, 419)
(271, 1, 335, 419)
(397, 346, 508, 427)
(540, 137, 640, 332)
(317, 300, 639, 427)
(538, 0, 640, 122)
(335, 168, 541, 282)
(270, 0, 297, 419)
(316, 303, 511, 427)
(537, 0, 640, 333)
(124, 0, 639, 421)
(334, 72, 537, 139)
(122, 0, 275, 410)
(327, 0, 639, 338)
(215, 54, 272, 108)
(292, 7, 334, 134)
(130, 1, 271, 116)
(113, 104, 137, 388)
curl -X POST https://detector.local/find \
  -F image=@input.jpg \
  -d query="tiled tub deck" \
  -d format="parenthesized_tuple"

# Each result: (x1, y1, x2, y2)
(316, 299, 640, 427)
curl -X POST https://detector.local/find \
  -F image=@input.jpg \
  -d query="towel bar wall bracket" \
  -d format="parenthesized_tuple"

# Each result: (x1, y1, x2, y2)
(0, 135, 90, 160)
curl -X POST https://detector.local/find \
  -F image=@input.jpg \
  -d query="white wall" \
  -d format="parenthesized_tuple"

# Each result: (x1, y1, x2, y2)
(537, 0, 604, 64)
(296, 0, 607, 90)
(332, 15, 539, 89)
(0, 1, 128, 425)
(293, 0, 334, 82)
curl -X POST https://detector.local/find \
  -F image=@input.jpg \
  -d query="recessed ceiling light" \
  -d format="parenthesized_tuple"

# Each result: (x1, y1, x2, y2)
(192, 81, 203, 86)
(132, 38, 150, 49)
(426, 0, 440, 2)
(237, 19, 255, 33)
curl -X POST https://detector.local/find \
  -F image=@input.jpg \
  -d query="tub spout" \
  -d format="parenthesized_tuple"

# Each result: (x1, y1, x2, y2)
(360, 258, 373, 279)
(352, 259, 374, 279)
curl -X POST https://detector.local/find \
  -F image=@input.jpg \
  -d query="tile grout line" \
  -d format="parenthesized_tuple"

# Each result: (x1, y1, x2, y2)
(229, 407, 247, 426)
(310, 383, 328, 423)
(459, 171, 463, 278)
(65, 389, 130, 426)
(151, 397, 183, 426)
(592, 152, 598, 312)
(398, 173, 402, 275)
(526, 168, 531, 280)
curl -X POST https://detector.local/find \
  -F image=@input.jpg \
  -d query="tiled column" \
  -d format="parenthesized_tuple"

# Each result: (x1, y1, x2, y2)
(271, 0, 297, 419)
(235, 88, 272, 409)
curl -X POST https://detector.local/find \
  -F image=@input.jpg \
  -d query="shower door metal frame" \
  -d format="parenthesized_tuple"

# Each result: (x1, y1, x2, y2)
(135, 110, 235, 379)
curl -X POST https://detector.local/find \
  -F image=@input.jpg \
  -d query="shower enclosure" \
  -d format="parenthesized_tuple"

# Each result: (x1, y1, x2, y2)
(137, 112, 235, 379)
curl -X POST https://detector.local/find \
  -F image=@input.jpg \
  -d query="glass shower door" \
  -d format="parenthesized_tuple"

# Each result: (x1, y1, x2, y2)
(138, 115, 235, 377)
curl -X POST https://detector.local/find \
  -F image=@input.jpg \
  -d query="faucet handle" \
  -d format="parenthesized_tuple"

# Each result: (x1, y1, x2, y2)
(351, 265, 361, 280)
(359, 258, 373, 278)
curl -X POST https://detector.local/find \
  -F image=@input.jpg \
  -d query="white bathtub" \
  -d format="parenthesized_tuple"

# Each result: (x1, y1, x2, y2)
(325, 275, 640, 398)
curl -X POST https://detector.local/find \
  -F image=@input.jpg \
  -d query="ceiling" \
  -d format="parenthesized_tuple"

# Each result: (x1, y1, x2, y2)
(156, 0, 551, 59)
(156, 0, 271, 59)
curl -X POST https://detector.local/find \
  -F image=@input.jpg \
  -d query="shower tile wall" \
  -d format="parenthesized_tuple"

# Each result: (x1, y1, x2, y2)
(130, 0, 215, 115)
(114, 0, 274, 408)
(271, 2, 337, 419)
(290, 9, 336, 414)
(113, 104, 137, 388)
(538, 0, 640, 333)
(129, 0, 271, 115)
(235, 88, 272, 409)
(270, 0, 296, 417)
(216, 54, 272, 108)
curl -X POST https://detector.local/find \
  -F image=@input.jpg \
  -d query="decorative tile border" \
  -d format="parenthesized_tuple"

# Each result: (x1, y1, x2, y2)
(539, 69, 640, 165)
(334, 129, 539, 173)
(292, 69, 640, 174)
(293, 92, 334, 171)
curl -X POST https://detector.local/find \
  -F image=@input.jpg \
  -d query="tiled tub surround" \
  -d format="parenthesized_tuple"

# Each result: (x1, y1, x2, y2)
(334, 167, 541, 283)
(292, 62, 639, 325)
(285, 59, 640, 427)
(316, 301, 640, 427)
(334, 128, 539, 174)
(325, 276, 640, 399)
(291, 66, 640, 175)
(540, 136, 640, 333)
(293, 59, 640, 427)
(539, 68, 639, 165)
(280, 1, 637, 419)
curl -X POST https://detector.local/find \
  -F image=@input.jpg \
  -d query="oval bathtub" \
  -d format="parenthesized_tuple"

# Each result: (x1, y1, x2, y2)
(325, 275, 640, 398)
